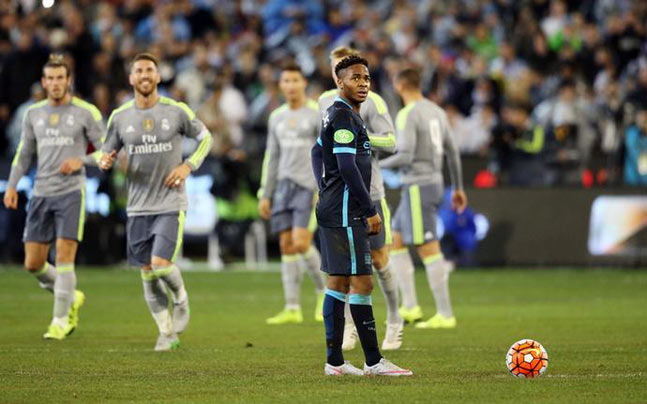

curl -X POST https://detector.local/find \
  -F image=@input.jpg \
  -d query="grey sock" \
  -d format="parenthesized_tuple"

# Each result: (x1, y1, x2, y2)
(141, 271, 172, 334)
(375, 260, 402, 324)
(153, 265, 187, 304)
(424, 256, 454, 318)
(281, 255, 302, 309)
(390, 249, 418, 309)
(344, 295, 353, 328)
(53, 263, 76, 323)
(300, 246, 325, 293)
(34, 262, 56, 293)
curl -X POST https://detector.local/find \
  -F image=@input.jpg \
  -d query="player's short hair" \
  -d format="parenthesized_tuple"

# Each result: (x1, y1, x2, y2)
(334, 55, 369, 78)
(280, 62, 304, 76)
(43, 54, 71, 77)
(330, 46, 358, 61)
(131, 53, 159, 69)
(395, 68, 422, 89)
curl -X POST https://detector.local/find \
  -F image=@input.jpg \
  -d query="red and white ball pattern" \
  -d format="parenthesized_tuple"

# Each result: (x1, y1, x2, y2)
(506, 339, 549, 378)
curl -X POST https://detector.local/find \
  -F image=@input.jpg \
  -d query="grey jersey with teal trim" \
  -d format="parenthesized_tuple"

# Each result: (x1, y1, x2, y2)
(380, 98, 463, 189)
(7, 97, 105, 197)
(259, 100, 320, 199)
(102, 96, 212, 216)
(318, 89, 395, 200)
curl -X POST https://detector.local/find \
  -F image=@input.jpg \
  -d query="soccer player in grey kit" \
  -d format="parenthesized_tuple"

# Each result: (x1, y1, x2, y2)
(380, 68, 467, 329)
(258, 63, 326, 325)
(99, 53, 212, 351)
(4, 55, 104, 340)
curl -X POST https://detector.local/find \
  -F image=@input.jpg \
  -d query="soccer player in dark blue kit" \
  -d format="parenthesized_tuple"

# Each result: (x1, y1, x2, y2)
(312, 55, 412, 376)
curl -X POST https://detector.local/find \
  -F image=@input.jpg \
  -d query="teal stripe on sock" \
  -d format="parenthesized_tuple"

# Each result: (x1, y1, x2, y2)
(325, 289, 347, 302)
(349, 294, 372, 305)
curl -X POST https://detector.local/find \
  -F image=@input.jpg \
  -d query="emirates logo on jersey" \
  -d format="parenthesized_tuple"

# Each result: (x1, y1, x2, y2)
(142, 118, 154, 132)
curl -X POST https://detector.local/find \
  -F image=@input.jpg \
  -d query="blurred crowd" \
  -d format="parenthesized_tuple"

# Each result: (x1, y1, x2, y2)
(1, 0, 647, 188)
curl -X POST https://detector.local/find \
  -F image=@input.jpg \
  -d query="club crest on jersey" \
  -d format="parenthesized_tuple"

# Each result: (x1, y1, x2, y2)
(162, 118, 170, 131)
(143, 118, 154, 132)
(49, 114, 60, 126)
(334, 129, 354, 144)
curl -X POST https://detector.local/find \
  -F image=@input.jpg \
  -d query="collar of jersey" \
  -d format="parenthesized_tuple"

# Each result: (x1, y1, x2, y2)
(334, 96, 354, 110)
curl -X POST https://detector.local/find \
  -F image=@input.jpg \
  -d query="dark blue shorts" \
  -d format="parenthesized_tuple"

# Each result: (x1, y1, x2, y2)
(319, 225, 372, 276)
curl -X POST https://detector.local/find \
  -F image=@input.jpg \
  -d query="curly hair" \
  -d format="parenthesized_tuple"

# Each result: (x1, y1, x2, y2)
(334, 55, 369, 78)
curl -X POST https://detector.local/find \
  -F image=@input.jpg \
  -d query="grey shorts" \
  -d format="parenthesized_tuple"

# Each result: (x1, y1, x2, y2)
(368, 198, 392, 250)
(392, 183, 443, 246)
(23, 189, 85, 243)
(270, 179, 316, 234)
(127, 212, 185, 267)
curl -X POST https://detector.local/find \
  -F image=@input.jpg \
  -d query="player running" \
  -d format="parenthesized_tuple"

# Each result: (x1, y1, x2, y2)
(318, 47, 403, 351)
(4, 54, 104, 340)
(312, 55, 412, 376)
(99, 53, 212, 351)
(258, 63, 326, 324)
(380, 68, 467, 329)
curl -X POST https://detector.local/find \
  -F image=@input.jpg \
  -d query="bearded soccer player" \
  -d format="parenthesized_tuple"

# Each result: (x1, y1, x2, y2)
(318, 47, 403, 351)
(312, 55, 412, 376)
(4, 54, 104, 340)
(258, 63, 326, 324)
(99, 53, 212, 351)
(380, 68, 467, 329)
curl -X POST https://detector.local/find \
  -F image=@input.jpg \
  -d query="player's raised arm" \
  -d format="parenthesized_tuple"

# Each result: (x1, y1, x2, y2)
(4, 110, 37, 209)
(379, 105, 416, 169)
(365, 93, 396, 153)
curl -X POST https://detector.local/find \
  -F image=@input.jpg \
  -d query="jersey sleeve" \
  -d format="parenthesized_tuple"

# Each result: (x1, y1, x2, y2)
(331, 110, 358, 155)
(257, 117, 280, 199)
(82, 108, 106, 166)
(365, 93, 396, 153)
(379, 105, 416, 168)
(441, 111, 464, 190)
(102, 110, 124, 155)
(7, 110, 37, 189)
(181, 104, 213, 171)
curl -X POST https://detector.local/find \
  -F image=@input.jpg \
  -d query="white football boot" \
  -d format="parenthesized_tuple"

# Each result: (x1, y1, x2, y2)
(364, 358, 413, 376)
(325, 361, 364, 376)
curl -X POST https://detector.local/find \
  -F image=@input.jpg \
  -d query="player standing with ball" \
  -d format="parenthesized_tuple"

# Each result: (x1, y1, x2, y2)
(99, 53, 212, 351)
(312, 55, 412, 376)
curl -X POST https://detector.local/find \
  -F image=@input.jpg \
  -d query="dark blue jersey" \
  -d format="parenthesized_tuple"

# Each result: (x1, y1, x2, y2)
(316, 98, 373, 227)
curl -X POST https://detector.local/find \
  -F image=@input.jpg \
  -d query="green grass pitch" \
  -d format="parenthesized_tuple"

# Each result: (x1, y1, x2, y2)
(1, 266, 646, 403)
